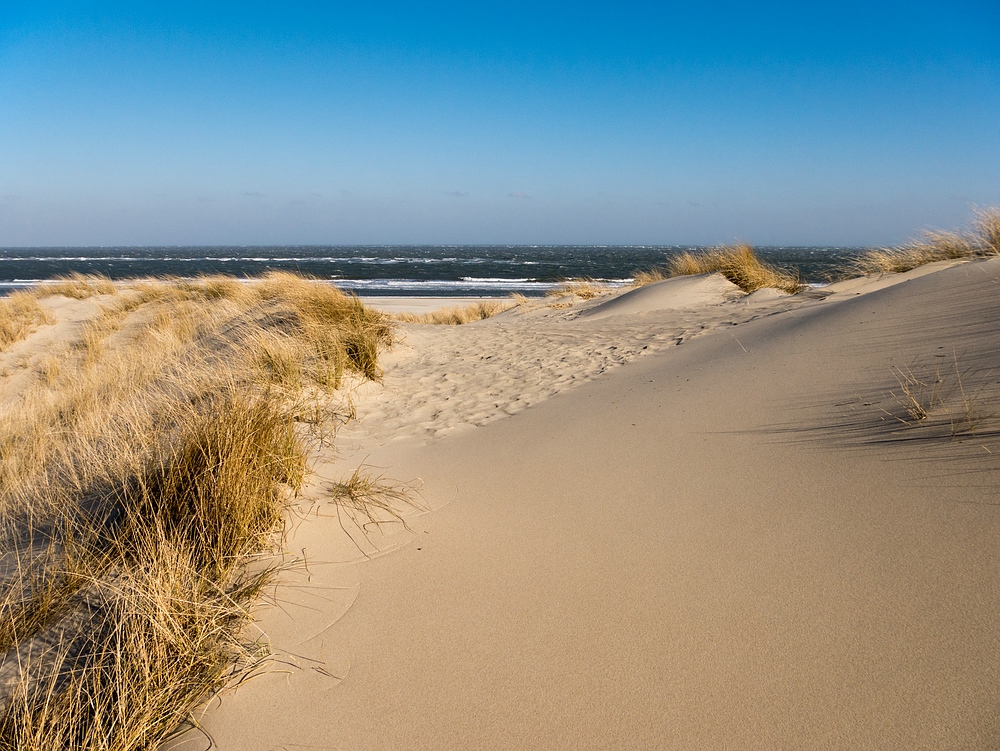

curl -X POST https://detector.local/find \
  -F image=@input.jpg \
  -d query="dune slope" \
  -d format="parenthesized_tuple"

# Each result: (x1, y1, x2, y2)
(177, 259, 1000, 750)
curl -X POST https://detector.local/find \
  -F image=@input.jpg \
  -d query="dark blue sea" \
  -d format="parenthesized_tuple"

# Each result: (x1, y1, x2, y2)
(0, 245, 865, 296)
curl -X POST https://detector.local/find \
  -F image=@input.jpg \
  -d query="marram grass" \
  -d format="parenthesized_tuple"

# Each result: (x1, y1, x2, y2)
(633, 244, 802, 294)
(853, 207, 1000, 275)
(0, 273, 400, 750)
(392, 300, 515, 324)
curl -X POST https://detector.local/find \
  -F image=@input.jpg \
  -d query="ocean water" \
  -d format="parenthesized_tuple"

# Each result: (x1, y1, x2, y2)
(0, 245, 865, 296)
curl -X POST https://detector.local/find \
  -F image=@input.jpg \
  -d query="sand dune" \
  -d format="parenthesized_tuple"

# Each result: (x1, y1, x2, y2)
(580, 272, 742, 319)
(158, 258, 1000, 749)
(337, 279, 806, 450)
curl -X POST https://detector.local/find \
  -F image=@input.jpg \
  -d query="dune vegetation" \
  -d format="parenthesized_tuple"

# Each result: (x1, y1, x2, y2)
(632, 244, 803, 294)
(392, 300, 515, 325)
(852, 207, 1000, 275)
(0, 272, 395, 749)
(545, 278, 621, 300)
(34, 273, 118, 300)
(0, 293, 54, 352)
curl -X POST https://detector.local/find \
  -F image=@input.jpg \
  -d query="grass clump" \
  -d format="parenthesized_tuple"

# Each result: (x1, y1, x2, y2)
(392, 300, 515, 325)
(631, 268, 669, 286)
(35, 274, 117, 300)
(546, 278, 619, 300)
(633, 244, 802, 294)
(0, 272, 397, 749)
(853, 207, 1000, 275)
(881, 353, 996, 438)
(973, 206, 1000, 255)
(327, 467, 421, 551)
(0, 293, 53, 352)
(0, 538, 272, 750)
(254, 272, 394, 381)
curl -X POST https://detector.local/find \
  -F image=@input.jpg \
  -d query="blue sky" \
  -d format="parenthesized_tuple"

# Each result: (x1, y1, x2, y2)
(1, 1, 998, 246)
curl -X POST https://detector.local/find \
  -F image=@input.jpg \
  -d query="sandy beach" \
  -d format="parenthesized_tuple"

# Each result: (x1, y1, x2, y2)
(6, 1, 998, 746)
(145, 258, 1000, 748)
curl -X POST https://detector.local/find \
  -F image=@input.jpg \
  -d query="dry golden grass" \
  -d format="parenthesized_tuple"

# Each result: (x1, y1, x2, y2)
(392, 300, 515, 325)
(327, 468, 422, 550)
(0, 273, 400, 749)
(0, 293, 53, 352)
(632, 244, 802, 294)
(974, 207, 1000, 255)
(854, 232, 974, 275)
(631, 268, 669, 286)
(545, 278, 619, 300)
(853, 207, 1000, 275)
(35, 273, 117, 300)
(881, 353, 996, 438)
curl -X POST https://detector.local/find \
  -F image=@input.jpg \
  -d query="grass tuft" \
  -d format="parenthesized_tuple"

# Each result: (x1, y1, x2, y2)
(972, 207, 1000, 256)
(392, 300, 515, 325)
(879, 353, 996, 438)
(0, 293, 54, 352)
(852, 207, 1000, 275)
(35, 274, 118, 300)
(631, 268, 669, 286)
(633, 244, 802, 294)
(327, 468, 422, 549)
(545, 278, 619, 300)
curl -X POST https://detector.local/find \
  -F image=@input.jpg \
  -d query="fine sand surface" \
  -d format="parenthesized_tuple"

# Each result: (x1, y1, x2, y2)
(169, 261, 999, 749)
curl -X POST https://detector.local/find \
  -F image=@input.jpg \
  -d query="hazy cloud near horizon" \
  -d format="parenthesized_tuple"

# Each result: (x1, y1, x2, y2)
(1, 189, 980, 247)
(1, 1, 998, 246)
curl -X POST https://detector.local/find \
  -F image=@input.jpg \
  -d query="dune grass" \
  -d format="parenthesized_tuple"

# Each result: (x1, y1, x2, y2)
(853, 207, 1000, 275)
(0, 389, 298, 749)
(881, 353, 996, 438)
(0, 293, 53, 352)
(630, 268, 670, 286)
(327, 467, 422, 552)
(545, 278, 619, 300)
(35, 273, 118, 300)
(0, 273, 397, 749)
(632, 244, 802, 294)
(392, 300, 515, 325)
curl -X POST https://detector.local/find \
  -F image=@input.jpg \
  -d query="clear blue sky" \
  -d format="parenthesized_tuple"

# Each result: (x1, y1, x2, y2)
(2, 1, 998, 246)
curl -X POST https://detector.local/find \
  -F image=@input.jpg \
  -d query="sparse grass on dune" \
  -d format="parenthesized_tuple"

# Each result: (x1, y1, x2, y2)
(854, 232, 974, 275)
(0, 293, 53, 352)
(852, 207, 1000, 275)
(327, 467, 422, 549)
(630, 268, 669, 286)
(974, 206, 1000, 255)
(0, 273, 401, 749)
(632, 244, 803, 294)
(849, 352, 1000, 448)
(392, 300, 515, 325)
(35, 273, 118, 300)
(546, 278, 619, 300)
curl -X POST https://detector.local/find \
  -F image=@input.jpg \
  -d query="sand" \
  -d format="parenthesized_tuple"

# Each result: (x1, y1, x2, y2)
(117, 263, 1000, 747)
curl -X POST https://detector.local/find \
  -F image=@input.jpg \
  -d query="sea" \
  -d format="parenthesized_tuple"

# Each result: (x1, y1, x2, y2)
(0, 245, 865, 297)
